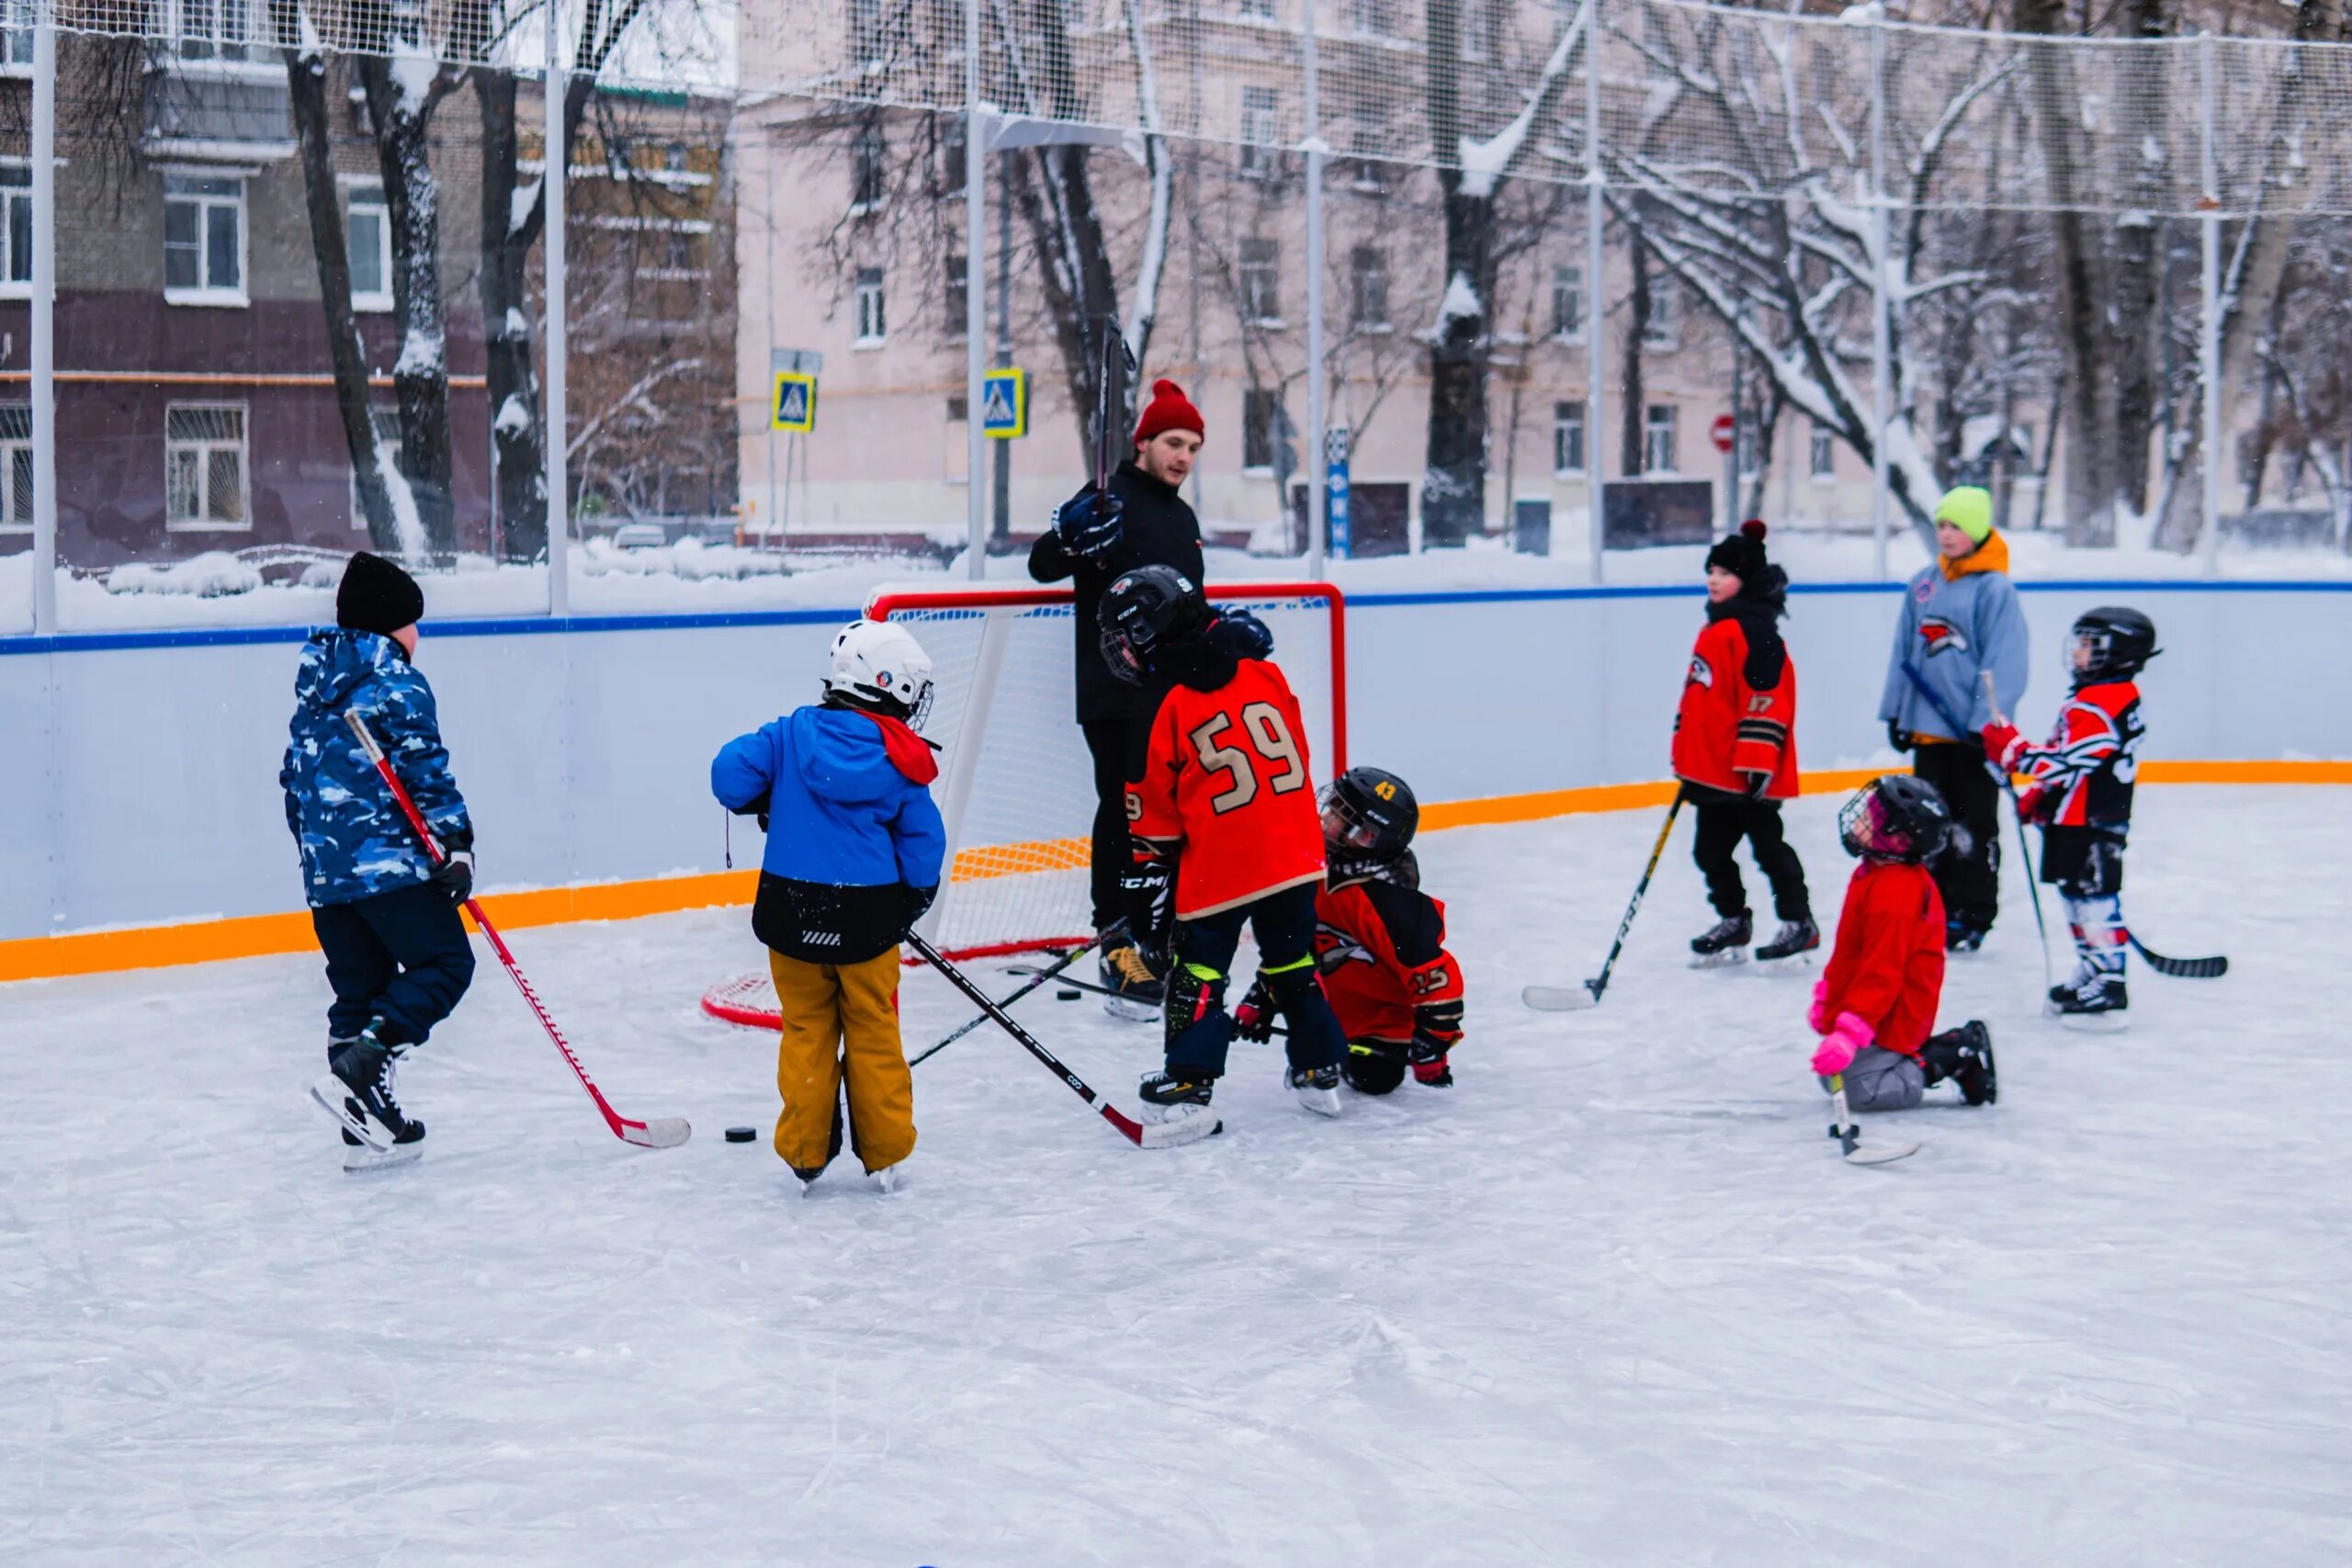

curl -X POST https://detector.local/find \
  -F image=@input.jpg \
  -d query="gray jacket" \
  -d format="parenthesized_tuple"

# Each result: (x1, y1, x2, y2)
(1877, 553, 2030, 740)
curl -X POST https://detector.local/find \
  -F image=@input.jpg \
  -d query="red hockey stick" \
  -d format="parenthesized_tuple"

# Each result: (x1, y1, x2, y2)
(343, 710, 689, 1149)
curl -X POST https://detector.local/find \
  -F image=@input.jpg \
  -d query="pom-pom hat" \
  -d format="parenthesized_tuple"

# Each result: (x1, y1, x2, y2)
(1132, 378, 1205, 446)
(1705, 518, 1771, 585)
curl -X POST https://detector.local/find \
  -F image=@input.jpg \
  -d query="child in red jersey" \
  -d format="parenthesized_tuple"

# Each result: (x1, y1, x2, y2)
(1674, 520, 1815, 966)
(1980, 606, 2157, 1029)
(1234, 767, 1466, 1094)
(1808, 774, 1997, 1111)
(1101, 565, 1351, 1121)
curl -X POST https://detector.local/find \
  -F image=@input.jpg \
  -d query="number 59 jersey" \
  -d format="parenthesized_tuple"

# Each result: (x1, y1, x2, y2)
(1127, 657, 1328, 920)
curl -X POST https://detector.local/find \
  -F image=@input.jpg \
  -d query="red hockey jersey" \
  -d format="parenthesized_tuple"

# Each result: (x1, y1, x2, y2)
(1128, 657, 1325, 919)
(1817, 861, 1946, 1059)
(1672, 615, 1798, 799)
(1984, 680, 2143, 829)
(1311, 864, 1466, 1045)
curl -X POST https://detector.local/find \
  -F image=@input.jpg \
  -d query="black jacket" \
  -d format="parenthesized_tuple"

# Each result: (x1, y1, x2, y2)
(1030, 460, 1205, 723)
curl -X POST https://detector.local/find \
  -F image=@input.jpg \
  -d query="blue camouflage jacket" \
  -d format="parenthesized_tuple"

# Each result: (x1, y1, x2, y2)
(280, 628, 471, 908)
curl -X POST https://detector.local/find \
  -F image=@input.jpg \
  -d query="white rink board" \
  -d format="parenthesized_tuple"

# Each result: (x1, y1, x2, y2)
(4, 791, 2346, 1562)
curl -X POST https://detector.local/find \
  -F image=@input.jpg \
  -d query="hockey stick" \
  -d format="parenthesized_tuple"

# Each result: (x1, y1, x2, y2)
(2123, 932, 2229, 980)
(1826, 1072, 1918, 1167)
(909, 928, 1118, 1067)
(341, 711, 690, 1149)
(1009, 964, 1295, 1038)
(1093, 313, 1136, 496)
(903, 930, 1221, 1149)
(1523, 791, 1684, 1011)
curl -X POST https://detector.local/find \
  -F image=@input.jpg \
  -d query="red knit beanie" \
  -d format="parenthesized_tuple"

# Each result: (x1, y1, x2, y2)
(1132, 378, 1205, 447)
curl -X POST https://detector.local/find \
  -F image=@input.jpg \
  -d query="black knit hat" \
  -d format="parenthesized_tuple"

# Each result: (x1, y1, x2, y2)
(336, 551, 424, 637)
(1706, 518, 1770, 584)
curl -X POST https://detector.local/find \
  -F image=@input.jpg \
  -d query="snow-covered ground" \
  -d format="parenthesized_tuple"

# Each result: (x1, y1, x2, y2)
(5, 787, 2346, 1564)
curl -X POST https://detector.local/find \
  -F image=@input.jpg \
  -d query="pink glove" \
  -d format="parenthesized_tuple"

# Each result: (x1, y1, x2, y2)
(1807, 978, 1831, 1036)
(1810, 1012, 1874, 1077)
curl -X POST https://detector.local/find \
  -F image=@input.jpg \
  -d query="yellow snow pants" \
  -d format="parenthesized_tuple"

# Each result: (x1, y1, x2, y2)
(768, 948, 916, 1176)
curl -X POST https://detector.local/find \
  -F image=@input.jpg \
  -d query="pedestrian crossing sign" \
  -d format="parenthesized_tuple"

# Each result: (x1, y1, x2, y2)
(771, 372, 817, 433)
(981, 368, 1028, 440)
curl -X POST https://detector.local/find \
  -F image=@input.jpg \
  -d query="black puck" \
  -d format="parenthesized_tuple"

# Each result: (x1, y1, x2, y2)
(1057, 988, 1082, 1001)
(724, 1125, 756, 1144)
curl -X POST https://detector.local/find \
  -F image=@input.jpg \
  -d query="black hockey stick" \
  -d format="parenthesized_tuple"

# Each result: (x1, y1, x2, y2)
(1524, 790, 1683, 1011)
(1009, 964, 1295, 1037)
(904, 931, 1221, 1148)
(1093, 313, 1136, 496)
(2123, 932, 2228, 980)
(908, 927, 1118, 1068)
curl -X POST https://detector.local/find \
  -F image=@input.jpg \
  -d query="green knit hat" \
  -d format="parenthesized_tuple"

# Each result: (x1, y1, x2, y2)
(1933, 486, 1994, 545)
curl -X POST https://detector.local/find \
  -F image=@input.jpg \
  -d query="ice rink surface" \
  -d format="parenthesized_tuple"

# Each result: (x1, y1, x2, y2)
(6, 787, 2347, 1565)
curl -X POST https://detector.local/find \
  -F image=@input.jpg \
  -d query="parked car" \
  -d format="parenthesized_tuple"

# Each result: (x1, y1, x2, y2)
(610, 523, 668, 551)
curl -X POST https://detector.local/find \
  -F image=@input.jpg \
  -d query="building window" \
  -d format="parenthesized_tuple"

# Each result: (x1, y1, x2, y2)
(1351, 0, 1392, 35)
(1643, 274, 1679, 350)
(1349, 245, 1389, 331)
(2, 0, 30, 69)
(165, 404, 249, 531)
(854, 265, 887, 344)
(1810, 422, 1836, 479)
(1238, 86, 1280, 179)
(0, 404, 28, 531)
(349, 407, 401, 530)
(1644, 403, 1678, 475)
(345, 182, 390, 311)
(164, 175, 244, 302)
(1553, 400, 1586, 476)
(944, 252, 967, 338)
(850, 120, 886, 213)
(938, 114, 967, 197)
(1238, 236, 1280, 325)
(1239, 0, 1273, 17)
(174, 0, 254, 62)
(849, 0, 888, 59)
(0, 165, 28, 288)
(946, 396, 967, 423)
(1242, 388, 1284, 471)
(1552, 264, 1583, 341)
(1348, 121, 1388, 195)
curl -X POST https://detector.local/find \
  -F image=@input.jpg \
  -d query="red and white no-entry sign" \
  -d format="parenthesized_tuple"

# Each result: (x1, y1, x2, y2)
(1710, 413, 1736, 454)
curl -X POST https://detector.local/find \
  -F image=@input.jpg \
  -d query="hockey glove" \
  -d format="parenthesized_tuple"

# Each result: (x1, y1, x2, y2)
(1886, 719, 1913, 753)
(900, 883, 938, 933)
(2016, 783, 2052, 824)
(1407, 1033, 1453, 1088)
(1051, 489, 1125, 559)
(1120, 856, 1175, 952)
(1233, 976, 1276, 1043)
(1211, 607, 1275, 661)
(1807, 977, 1831, 1036)
(431, 832, 475, 906)
(1810, 1011, 1873, 1078)
(1740, 768, 1771, 799)
(1980, 721, 2026, 772)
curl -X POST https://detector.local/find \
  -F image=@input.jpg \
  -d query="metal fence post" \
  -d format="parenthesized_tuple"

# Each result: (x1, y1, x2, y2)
(1303, 0, 1327, 578)
(1867, 16, 1893, 581)
(544, 5, 570, 615)
(28, 6, 54, 635)
(2199, 32, 2222, 576)
(1584, 0, 1607, 583)
(964, 0, 989, 580)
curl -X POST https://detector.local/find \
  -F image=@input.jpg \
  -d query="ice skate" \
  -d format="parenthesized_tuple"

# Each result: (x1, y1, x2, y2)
(868, 1162, 905, 1195)
(1945, 918, 1990, 954)
(2047, 974, 2129, 1032)
(1100, 940, 1165, 1023)
(1138, 1068, 1215, 1123)
(1922, 1021, 1998, 1105)
(1689, 912, 1751, 968)
(1287, 1063, 1342, 1118)
(1755, 918, 1820, 968)
(308, 1027, 417, 1151)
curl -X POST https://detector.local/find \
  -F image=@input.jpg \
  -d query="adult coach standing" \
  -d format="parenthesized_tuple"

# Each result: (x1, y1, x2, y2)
(1029, 378, 1207, 1013)
(1878, 486, 2029, 952)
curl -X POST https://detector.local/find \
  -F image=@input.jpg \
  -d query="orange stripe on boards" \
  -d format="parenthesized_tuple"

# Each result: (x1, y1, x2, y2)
(4, 763, 2344, 984)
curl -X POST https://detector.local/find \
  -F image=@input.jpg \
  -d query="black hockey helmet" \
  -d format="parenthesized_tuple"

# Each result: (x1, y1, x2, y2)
(1098, 564, 1210, 685)
(2067, 605, 2159, 686)
(1321, 766, 1419, 878)
(1838, 773, 1952, 864)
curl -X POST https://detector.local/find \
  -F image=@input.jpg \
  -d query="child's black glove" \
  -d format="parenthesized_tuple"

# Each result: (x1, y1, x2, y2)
(901, 883, 938, 934)
(1886, 720, 1912, 752)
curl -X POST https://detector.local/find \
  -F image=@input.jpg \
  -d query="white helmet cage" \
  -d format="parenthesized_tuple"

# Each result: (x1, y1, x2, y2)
(826, 619, 936, 730)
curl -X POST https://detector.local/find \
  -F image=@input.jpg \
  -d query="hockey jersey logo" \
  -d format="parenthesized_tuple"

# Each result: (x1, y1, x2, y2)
(1918, 615, 1970, 657)
(1686, 655, 1713, 689)
(1313, 919, 1378, 974)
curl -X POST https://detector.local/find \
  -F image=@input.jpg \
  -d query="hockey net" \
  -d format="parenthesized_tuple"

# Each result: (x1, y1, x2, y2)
(702, 580, 1347, 1030)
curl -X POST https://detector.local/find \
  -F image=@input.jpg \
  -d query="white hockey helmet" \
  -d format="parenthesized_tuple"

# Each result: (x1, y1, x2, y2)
(825, 618, 935, 729)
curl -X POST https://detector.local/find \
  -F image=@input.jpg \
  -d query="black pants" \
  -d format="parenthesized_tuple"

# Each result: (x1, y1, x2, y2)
(312, 880, 477, 1048)
(1690, 795, 1811, 922)
(1168, 881, 1346, 1078)
(1082, 713, 1150, 933)
(1913, 742, 2002, 931)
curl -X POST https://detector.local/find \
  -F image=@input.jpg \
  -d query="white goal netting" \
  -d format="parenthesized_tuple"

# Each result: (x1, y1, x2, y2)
(702, 581, 1346, 1028)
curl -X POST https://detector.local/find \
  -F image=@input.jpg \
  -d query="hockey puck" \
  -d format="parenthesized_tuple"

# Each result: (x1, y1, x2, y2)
(1057, 988, 1082, 1001)
(724, 1125, 757, 1144)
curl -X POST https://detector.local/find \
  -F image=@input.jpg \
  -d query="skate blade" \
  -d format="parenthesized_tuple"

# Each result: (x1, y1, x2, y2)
(1689, 949, 1747, 970)
(1844, 1141, 1920, 1166)
(308, 1077, 393, 1151)
(1522, 984, 1600, 1011)
(2050, 1009, 2129, 1034)
(1292, 1087, 1343, 1119)
(1753, 951, 1818, 974)
(1140, 1099, 1214, 1126)
(1102, 994, 1161, 1024)
(343, 1142, 422, 1173)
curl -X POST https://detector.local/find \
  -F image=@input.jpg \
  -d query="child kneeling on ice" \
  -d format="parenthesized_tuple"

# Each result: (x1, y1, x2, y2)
(711, 620, 945, 1192)
(1808, 774, 1997, 1111)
